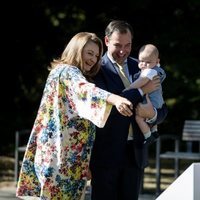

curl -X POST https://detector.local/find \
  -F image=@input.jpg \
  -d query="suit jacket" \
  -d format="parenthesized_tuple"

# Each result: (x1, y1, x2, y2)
(90, 53, 168, 169)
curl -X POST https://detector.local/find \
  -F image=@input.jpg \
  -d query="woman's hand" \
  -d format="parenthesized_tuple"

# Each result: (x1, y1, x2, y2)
(107, 94, 133, 117)
(87, 169, 92, 180)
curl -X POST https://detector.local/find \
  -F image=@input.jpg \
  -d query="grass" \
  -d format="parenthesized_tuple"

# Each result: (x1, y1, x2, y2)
(142, 157, 198, 195)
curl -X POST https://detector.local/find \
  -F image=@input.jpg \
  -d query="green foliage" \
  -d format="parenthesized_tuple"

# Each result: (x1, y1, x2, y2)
(1, 0, 200, 154)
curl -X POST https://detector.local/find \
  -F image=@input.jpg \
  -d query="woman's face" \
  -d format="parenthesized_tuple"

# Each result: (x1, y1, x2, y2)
(82, 41, 99, 72)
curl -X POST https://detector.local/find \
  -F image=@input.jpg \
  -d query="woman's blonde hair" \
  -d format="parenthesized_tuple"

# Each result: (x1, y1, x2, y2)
(50, 32, 103, 81)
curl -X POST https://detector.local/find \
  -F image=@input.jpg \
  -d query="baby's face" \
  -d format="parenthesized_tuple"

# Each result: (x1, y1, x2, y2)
(138, 52, 158, 70)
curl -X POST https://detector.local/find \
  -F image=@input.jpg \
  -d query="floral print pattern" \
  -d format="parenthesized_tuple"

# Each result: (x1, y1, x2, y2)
(16, 65, 112, 200)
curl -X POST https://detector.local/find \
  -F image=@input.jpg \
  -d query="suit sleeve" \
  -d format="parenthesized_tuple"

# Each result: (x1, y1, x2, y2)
(94, 69, 143, 106)
(120, 88, 143, 106)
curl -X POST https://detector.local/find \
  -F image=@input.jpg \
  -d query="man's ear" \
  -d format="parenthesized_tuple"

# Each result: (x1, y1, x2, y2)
(104, 36, 109, 46)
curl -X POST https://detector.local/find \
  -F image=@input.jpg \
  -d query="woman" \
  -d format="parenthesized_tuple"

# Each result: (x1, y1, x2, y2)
(16, 32, 133, 200)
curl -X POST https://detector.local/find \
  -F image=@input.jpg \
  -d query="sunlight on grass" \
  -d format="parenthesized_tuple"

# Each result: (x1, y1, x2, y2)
(142, 158, 197, 193)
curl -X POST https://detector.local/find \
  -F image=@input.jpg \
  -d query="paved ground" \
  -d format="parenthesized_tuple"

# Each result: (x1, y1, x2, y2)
(0, 183, 156, 200)
(0, 185, 18, 200)
(0, 156, 158, 199)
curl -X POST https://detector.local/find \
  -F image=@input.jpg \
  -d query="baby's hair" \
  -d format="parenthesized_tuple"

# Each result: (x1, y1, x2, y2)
(139, 44, 159, 58)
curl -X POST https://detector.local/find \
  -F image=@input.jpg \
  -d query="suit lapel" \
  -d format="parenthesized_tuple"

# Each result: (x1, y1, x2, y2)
(102, 54, 125, 90)
(127, 57, 140, 83)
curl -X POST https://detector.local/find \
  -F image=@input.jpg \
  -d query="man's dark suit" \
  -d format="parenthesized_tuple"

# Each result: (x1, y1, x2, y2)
(90, 53, 168, 200)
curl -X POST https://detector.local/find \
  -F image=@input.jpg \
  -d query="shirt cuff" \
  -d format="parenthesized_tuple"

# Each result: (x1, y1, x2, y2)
(146, 107, 157, 124)
(138, 88, 144, 96)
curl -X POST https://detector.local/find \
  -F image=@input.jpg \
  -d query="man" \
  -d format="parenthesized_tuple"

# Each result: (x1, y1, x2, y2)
(89, 20, 168, 200)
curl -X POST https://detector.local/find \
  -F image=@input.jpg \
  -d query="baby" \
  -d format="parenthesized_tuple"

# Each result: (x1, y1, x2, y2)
(130, 44, 166, 145)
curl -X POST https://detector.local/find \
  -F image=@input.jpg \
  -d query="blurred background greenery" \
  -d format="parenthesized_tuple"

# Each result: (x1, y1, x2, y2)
(1, 0, 200, 156)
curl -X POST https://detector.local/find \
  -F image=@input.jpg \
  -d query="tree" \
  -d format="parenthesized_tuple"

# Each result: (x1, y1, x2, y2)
(1, 0, 200, 155)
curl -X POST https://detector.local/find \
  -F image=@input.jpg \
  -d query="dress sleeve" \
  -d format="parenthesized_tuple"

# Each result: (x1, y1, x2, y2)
(60, 66, 112, 128)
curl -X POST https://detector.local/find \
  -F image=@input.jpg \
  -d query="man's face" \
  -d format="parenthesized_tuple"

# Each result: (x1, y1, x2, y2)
(105, 30, 132, 65)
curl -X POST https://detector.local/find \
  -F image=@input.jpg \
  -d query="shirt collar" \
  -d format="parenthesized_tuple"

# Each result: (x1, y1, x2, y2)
(106, 52, 127, 65)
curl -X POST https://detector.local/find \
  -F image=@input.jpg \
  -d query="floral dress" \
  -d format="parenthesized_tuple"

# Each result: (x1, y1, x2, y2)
(16, 64, 112, 200)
